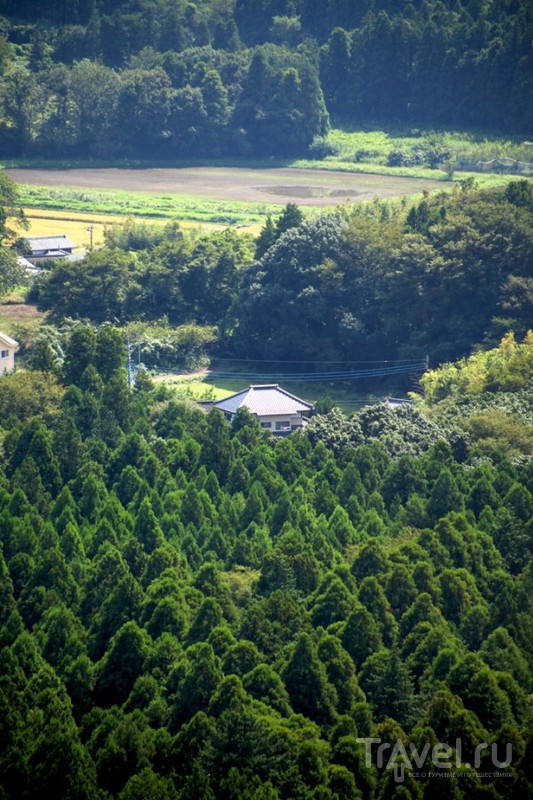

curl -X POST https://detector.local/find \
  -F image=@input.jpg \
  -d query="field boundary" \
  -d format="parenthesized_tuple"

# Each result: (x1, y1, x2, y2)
(4, 165, 464, 229)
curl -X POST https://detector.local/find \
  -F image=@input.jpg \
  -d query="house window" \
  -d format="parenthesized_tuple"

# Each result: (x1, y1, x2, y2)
(261, 421, 272, 428)
(0, 350, 8, 358)
(275, 421, 290, 431)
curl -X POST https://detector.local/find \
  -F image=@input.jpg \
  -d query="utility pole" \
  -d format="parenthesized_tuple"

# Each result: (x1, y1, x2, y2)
(86, 225, 94, 251)
(127, 338, 134, 389)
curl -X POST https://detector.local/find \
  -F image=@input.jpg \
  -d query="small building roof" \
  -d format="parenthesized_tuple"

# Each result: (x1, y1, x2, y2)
(386, 397, 413, 407)
(0, 331, 19, 349)
(213, 384, 314, 417)
(17, 255, 41, 276)
(26, 234, 76, 253)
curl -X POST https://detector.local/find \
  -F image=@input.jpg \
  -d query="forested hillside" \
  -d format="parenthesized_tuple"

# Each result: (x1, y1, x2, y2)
(0, 322, 532, 799)
(0, 0, 531, 159)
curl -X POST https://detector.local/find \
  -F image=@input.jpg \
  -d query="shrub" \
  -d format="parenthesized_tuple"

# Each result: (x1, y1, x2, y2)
(307, 135, 338, 160)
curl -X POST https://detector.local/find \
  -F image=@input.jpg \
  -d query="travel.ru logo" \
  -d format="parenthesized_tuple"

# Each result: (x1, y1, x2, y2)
(356, 737, 513, 784)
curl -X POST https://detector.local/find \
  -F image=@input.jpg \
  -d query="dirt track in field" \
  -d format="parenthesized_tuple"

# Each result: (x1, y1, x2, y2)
(5, 166, 444, 206)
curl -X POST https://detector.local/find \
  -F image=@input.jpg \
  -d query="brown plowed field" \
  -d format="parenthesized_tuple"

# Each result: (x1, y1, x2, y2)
(6, 166, 445, 206)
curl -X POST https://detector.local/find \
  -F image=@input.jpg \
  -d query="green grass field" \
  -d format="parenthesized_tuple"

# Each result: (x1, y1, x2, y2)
(17, 185, 282, 227)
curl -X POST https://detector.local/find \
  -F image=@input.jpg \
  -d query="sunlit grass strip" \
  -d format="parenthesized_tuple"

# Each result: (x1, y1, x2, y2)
(292, 158, 451, 180)
(23, 208, 170, 224)
(291, 159, 516, 187)
(24, 208, 221, 228)
(16, 185, 285, 225)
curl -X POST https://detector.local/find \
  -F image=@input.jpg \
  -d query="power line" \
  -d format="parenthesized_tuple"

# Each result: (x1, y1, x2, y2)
(329, 400, 377, 404)
(151, 361, 426, 382)
(208, 362, 425, 379)
(210, 356, 425, 364)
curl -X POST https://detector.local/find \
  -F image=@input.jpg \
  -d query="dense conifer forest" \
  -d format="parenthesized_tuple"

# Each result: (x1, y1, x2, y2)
(0, 320, 531, 799)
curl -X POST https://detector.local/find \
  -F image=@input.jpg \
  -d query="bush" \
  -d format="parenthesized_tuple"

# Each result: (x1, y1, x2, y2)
(307, 135, 338, 160)
(387, 146, 450, 169)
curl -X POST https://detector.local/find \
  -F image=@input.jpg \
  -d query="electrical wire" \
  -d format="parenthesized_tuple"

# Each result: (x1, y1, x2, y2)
(210, 357, 425, 364)
(150, 361, 426, 382)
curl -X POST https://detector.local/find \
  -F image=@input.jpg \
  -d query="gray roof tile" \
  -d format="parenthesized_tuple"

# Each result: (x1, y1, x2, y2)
(26, 235, 76, 252)
(214, 384, 313, 416)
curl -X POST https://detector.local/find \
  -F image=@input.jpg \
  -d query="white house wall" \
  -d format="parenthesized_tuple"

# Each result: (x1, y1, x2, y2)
(0, 348, 16, 374)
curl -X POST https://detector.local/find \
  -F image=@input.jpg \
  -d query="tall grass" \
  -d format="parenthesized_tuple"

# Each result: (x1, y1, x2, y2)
(17, 185, 283, 225)
(321, 129, 533, 171)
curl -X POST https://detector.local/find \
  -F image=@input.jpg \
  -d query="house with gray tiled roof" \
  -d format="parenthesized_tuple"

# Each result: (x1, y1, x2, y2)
(20, 234, 77, 263)
(212, 384, 314, 434)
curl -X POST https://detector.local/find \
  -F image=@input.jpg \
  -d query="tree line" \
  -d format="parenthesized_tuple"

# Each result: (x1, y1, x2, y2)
(32, 181, 533, 369)
(0, 318, 531, 798)
(0, 0, 531, 160)
(0, 42, 328, 159)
